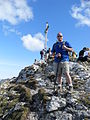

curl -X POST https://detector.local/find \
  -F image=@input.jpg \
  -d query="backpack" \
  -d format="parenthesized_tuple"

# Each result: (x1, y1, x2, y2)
(53, 41, 66, 52)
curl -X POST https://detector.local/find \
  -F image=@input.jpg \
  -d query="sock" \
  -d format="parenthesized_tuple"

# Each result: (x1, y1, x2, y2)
(58, 84, 62, 87)
(69, 83, 73, 86)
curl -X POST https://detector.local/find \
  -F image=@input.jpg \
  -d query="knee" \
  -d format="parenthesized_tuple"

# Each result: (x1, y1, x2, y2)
(65, 72, 70, 77)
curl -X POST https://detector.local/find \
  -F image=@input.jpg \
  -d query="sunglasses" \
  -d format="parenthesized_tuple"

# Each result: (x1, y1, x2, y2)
(57, 36, 63, 37)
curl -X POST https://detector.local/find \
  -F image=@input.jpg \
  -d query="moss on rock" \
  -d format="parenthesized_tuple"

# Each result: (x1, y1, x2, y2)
(78, 93, 90, 107)
(38, 88, 50, 104)
(25, 79, 38, 90)
(13, 84, 32, 102)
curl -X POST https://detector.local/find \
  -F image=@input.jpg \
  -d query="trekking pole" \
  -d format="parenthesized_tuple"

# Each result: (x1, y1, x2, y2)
(54, 52, 61, 92)
(54, 62, 59, 92)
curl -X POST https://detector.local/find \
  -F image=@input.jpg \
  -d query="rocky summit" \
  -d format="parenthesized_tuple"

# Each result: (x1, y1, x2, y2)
(0, 60, 90, 120)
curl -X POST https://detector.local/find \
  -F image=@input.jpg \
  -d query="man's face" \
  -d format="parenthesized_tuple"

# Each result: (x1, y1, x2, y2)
(57, 35, 63, 42)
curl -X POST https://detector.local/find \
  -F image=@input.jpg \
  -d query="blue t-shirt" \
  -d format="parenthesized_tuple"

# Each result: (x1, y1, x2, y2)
(51, 41, 72, 63)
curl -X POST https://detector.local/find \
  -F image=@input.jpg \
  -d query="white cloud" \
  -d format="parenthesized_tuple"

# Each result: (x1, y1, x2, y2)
(71, 0, 90, 26)
(21, 33, 45, 51)
(34, 33, 45, 41)
(2, 25, 21, 36)
(0, 0, 33, 25)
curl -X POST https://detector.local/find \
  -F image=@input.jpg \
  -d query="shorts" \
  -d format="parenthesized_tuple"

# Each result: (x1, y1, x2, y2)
(53, 61, 69, 76)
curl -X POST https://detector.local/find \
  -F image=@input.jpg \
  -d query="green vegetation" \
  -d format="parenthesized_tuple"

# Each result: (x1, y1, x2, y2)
(38, 88, 50, 104)
(77, 93, 90, 107)
(25, 79, 38, 90)
(73, 79, 85, 90)
(13, 84, 32, 102)
(4, 107, 29, 120)
(0, 83, 31, 120)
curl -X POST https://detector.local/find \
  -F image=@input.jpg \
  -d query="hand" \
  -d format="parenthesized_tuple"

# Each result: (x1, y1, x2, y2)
(62, 45, 67, 50)
(56, 53, 61, 58)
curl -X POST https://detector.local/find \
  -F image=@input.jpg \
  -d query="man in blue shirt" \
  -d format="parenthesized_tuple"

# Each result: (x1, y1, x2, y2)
(52, 32, 73, 92)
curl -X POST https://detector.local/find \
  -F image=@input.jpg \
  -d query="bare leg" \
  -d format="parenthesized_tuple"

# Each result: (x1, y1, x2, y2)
(65, 72, 72, 85)
(65, 72, 73, 92)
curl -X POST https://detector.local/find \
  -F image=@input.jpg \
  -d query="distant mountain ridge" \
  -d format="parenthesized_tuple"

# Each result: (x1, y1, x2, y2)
(0, 78, 10, 83)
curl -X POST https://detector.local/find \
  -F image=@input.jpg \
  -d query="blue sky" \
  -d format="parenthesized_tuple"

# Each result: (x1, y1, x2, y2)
(0, 0, 90, 79)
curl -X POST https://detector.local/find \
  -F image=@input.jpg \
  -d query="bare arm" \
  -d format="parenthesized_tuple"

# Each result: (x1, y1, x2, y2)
(51, 52, 55, 59)
(63, 45, 73, 52)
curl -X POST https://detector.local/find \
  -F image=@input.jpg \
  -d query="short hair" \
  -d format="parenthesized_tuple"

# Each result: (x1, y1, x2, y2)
(57, 32, 63, 37)
(83, 47, 87, 51)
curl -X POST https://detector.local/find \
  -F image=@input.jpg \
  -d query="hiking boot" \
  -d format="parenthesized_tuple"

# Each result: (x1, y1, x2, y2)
(68, 86, 73, 92)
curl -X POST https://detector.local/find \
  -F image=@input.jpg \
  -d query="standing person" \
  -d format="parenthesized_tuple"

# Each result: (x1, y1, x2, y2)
(48, 48, 52, 57)
(40, 49, 44, 60)
(51, 32, 73, 92)
(47, 48, 52, 60)
(72, 51, 77, 61)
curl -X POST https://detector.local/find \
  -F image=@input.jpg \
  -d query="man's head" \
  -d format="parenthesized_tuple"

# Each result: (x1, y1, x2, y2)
(83, 47, 90, 51)
(83, 47, 87, 51)
(57, 32, 63, 42)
